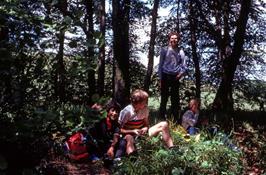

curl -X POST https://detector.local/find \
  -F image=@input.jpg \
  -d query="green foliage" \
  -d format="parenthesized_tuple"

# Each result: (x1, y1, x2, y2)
(129, 59, 146, 90)
(36, 103, 107, 137)
(0, 99, 108, 173)
(0, 102, 105, 143)
(234, 80, 266, 110)
(115, 124, 243, 175)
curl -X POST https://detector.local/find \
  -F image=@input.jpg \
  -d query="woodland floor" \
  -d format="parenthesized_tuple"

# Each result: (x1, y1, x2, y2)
(39, 156, 110, 175)
(39, 120, 266, 175)
(233, 122, 266, 175)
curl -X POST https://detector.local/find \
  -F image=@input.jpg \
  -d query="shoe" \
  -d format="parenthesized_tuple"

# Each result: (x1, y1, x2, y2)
(113, 157, 123, 167)
(89, 154, 100, 163)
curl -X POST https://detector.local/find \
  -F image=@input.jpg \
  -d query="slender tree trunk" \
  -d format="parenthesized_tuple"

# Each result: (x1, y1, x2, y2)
(55, 28, 66, 102)
(97, 0, 106, 96)
(189, 1, 201, 98)
(176, 0, 180, 33)
(144, 0, 159, 92)
(112, 0, 131, 107)
(213, 0, 251, 114)
(85, 0, 96, 103)
(53, 0, 68, 102)
(214, 1, 224, 62)
(0, 19, 12, 107)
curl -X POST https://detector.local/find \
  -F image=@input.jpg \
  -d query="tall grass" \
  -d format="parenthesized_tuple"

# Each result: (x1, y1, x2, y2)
(114, 116, 244, 175)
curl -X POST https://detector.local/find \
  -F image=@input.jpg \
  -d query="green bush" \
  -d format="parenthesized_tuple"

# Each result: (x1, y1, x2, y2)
(115, 124, 243, 175)
(0, 101, 106, 173)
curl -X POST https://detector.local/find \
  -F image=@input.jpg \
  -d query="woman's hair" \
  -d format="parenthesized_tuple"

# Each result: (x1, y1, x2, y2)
(130, 89, 149, 105)
(105, 99, 121, 112)
(168, 31, 180, 40)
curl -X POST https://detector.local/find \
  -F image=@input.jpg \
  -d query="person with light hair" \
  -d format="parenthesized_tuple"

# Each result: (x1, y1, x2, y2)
(181, 98, 200, 135)
(118, 89, 174, 155)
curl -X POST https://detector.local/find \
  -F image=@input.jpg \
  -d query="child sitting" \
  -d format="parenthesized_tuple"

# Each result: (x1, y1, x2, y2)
(89, 99, 126, 161)
(118, 89, 174, 156)
(181, 98, 200, 135)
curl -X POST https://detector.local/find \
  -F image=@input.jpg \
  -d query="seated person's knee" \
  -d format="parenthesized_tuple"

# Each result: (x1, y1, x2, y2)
(125, 134, 134, 142)
(160, 121, 169, 129)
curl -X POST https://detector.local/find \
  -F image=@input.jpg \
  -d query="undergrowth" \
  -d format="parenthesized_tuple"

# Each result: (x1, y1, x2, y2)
(2, 102, 265, 174)
(114, 122, 244, 175)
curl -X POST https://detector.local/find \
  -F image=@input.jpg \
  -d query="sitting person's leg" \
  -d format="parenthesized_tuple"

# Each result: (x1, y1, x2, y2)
(124, 134, 135, 155)
(148, 121, 174, 148)
(115, 138, 126, 158)
(187, 126, 198, 135)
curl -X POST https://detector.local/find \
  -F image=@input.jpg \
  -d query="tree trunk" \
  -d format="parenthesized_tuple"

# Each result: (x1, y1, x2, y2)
(97, 0, 106, 96)
(85, 0, 96, 104)
(54, 28, 66, 102)
(112, 0, 131, 107)
(53, 0, 68, 102)
(0, 19, 12, 107)
(144, 0, 159, 92)
(176, 0, 180, 33)
(213, 0, 251, 114)
(189, 1, 201, 98)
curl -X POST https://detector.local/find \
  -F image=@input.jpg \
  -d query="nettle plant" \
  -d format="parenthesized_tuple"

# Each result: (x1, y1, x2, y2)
(115, 122, 243, 175)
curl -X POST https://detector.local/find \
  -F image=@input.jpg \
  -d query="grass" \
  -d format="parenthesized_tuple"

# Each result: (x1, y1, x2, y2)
(114, 120, 244, 175)
(31, 101, 265, 174)
(112, 100, 266, 175)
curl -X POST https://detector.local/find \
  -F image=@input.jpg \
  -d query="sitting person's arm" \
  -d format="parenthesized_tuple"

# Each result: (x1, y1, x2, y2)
(120, 119, 149, 136)
(121, 119, 149, 136)
(119, 107, 147, 136)
(106, 133, 120, 159)
(139, 117, 149, 135)
(182, 111, 198, 129)
(120, 128, 142, 135)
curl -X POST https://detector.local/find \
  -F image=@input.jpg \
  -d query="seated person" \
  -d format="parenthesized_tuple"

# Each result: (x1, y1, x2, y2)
(118, 89, 174, 155)
(89, 100, 125, 160)
(181, 98, 200, 135)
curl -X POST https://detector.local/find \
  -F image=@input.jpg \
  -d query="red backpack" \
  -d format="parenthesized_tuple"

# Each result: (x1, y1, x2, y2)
(64, 132, 89, 161)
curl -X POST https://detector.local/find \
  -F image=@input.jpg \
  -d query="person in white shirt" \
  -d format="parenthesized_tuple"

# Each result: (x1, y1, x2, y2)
(118, 89, 174, 155)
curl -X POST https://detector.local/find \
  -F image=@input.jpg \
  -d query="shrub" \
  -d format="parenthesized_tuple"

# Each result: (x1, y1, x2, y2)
(115, 122, 243, 175)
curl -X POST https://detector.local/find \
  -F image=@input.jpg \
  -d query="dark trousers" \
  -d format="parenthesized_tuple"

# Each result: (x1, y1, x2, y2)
(115, 138, 126, 158)
(159, 72, 180, 120)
